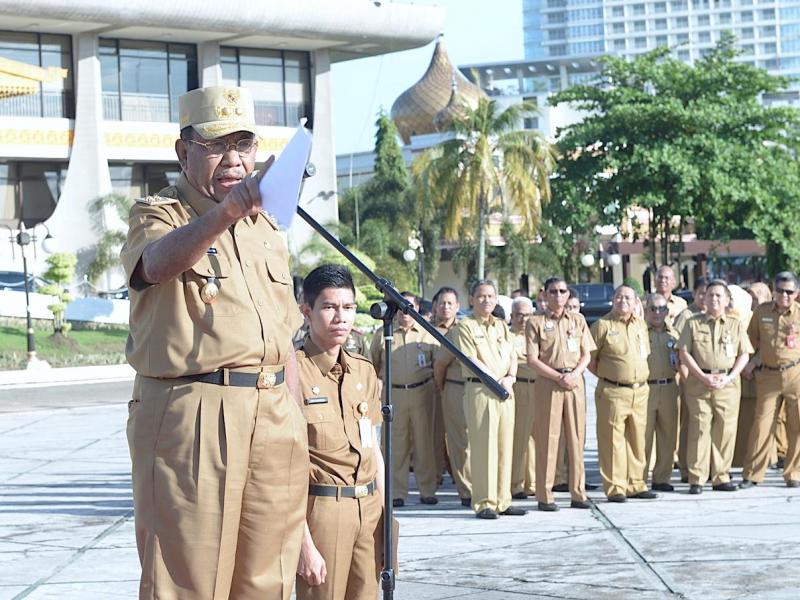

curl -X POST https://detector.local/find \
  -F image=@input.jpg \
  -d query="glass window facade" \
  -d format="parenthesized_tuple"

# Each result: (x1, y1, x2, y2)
(220, 47, 311, 127)
(110, 163, 181, 198)
(0, 161, 67, 227)
(0, 31, 74, 119)
(99, 39, 198, 123)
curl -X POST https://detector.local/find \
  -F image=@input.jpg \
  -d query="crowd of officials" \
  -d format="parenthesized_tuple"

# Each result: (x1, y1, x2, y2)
(119, 84, 800, 600)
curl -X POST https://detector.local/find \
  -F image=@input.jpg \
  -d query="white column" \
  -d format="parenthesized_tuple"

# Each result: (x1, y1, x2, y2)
(199, 42, 222, 86)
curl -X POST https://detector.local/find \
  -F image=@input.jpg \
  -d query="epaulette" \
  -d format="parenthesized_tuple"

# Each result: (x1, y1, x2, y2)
(135, 195, 179, 206)
(345, 349, 372, 366)
(261, 211, 279, 230)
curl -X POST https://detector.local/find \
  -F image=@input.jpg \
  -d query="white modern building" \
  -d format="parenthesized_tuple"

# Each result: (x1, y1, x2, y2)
(0, 0, 445, 286)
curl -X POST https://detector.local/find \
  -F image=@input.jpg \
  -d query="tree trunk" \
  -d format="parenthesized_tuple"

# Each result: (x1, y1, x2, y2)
(477, 196, 486, 280)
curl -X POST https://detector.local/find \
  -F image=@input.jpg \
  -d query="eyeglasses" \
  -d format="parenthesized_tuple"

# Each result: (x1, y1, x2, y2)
(775, 288, 797, 296)
(648, 306, 669, 313)
(548, 289, 569, 295)
(186, 138, 257, 157)
(512, 312, 532, 319)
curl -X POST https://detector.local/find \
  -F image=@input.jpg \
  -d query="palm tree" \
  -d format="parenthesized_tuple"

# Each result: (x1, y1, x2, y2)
(414, 98, 557, 280)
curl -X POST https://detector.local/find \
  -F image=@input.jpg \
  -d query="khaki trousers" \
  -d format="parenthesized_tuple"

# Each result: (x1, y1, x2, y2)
(743, 367, 800, 482)
(554, 426, 567, 487)
(644, 381, 679, 484)
(464, 382, 514, 513)
(390, 382, 437, 499)
(777, 401, 789, 459)
(433, 389, 447, 483)
(511, 380, 536, 495)
(442, 380, 471, 498)
(296, 492, 382, 600)
(685, 382, 740, 486)
(677, 382, 690, 479)
(733, 388, 756, 469)
(128, 375, 309, 600)
(595, 381, 649, 497)
(535, 378, 587, 504)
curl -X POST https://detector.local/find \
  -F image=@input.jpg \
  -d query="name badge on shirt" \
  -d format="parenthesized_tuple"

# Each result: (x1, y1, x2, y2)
(357, 401, 373, 448)
(566, 337, 578, 353)
(544, 321, 555, 332)
(304, 396, 328, 405)
(418, 352, 427, 368)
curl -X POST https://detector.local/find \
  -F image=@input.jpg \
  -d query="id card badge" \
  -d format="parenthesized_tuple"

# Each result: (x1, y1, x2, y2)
(669, 352, 678, 368)
(357, 401, 373, 448)
(725, 343, 735, 358)
(566, 337, 578, 353)
(418, 352, 427, 368)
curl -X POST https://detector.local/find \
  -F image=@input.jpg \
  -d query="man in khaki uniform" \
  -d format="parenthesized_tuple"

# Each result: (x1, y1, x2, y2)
(678, 279, 753, 494)
(121, 86, 308, 599)
(452, 280, 526, 519)
(590, 285, 658, 502)
(432, 287, 472, 506)
(369, 292, 438, 506)
(527, 277, 594, 511)
(294, 265, 384, 600)
(741, 272, 800, 488)
(431, 288, 458, 485)
(509, 296, 537, 500)
(655, 265, 688, 327)
(643, 294, 680, 491)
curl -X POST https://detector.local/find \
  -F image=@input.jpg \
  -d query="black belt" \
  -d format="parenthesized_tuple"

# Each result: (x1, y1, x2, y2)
(183, 368, 284, 389)
(309, 481, 377, 499)
(445, 378, 465, 386)
(648, 378, 673, 385)
(392, 377, 432, 389)
(556, 368, 574, 374)
(701, 368, 729, 375)
(761, 358, 800, 372)
(602, 377, 647, 389)
(517, 376, 536, 383)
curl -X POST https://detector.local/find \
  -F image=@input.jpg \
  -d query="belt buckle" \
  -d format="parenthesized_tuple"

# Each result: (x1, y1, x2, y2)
(257, 371, 277, 389)
(632, 382, 641, 389)
(354, 484, 369, 498)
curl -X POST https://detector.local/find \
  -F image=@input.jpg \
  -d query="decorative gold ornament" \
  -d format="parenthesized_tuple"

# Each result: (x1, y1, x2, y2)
(200, 278, 219, 304)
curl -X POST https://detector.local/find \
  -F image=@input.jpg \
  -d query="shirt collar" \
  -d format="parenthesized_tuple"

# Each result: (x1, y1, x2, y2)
(303, 337, 350, 376)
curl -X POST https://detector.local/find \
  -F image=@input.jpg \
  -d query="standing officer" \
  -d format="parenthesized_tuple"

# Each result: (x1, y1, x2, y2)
(590, 285, 657, 502)
(431, 287, 458, 486)
(527, 277, 594, 511)
(432, 287, 472, 506)
(294, 265, 384, 600)
(643, 294, 680, 492)
(121, 86, 308, 599)
(741, 272, 800, 488)
(452, 280, 526, 519)
(678, 279, 752, 494)
(509, 296, 537, 500)
(655, 265, 688, 327)
(369, 292, 438, 507)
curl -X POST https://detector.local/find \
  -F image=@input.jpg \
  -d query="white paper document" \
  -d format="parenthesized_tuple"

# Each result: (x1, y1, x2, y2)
(258, 121, 312, 228)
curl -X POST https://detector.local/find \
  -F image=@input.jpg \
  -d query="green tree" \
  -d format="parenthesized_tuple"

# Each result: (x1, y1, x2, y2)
(39, 252, 77, 337)
(414, 98, 557, 280)
(550, 35, 800, 275)
(86, 193, 133, 285)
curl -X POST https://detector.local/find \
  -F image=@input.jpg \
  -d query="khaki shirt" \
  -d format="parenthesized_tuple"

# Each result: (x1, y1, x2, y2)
(451, 314, 514, 381)
(666, 294, 688, 327)
(434, 320, 463, 383)
(748, 301, 800, 367)
(297, 338, 381, 487)
(591, 312, 650, 384)
(672, 302, 702, 335)
(526, 310, 595, 371)
(510, 326, 537, 380)
(647, 325, 679, 380)
(677, 312, 753, 372)
(369, 322, 437, 385)
(120, 173, 302, 378)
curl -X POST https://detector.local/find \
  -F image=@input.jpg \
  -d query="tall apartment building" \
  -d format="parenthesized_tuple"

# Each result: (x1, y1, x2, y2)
(523, 0, 800, 94)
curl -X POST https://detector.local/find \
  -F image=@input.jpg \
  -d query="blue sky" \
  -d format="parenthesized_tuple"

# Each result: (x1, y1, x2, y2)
(331, 0, 524, 156)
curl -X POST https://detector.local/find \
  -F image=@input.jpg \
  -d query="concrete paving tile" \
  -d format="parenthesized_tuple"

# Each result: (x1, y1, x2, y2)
(0, 548, 75, 586)
(21, 580, 139, 599)
(0, 515, 121, 550)
(0, 586, 30, 600)
(47, 547, 141, 584)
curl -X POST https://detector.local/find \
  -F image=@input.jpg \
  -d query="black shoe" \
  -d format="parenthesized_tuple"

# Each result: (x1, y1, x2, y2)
(777, 457, 786, 469)
(651, 482, 674, 492)
(787, 479, 800, 488)
(511, 491, 528, 500)
(739, 479, 757, 489)
(461, 497, 472, 507)
(538, 501, 559, 512)
(476, 508, 498, 519)
(712, 482, 738, 492)
(419, 496, 438, 505)
(392, 498, 404, 507)
(586, 483, 599, 490)
(629, 490, 659, 499)
(552, 483, 569, 492)
(571, 499, 591, 509)
(500, 506, 528, 516)
(680, 475, 689, 484)
(688, 484, 703, 495)
(607, 494, 627, 503)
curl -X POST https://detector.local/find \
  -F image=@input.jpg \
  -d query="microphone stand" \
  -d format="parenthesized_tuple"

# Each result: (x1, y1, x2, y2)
(296, 170, 508, 600)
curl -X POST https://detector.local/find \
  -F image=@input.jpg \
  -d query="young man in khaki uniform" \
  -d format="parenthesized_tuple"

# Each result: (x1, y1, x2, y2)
(678, 279, 753, 494)
(369, 292, 438, 507)
(432, 287, 472, 507)
(590, 285, 658, 502)
(527, 277, 594, 511)
(655, 265, 688, 327)
(294, 265, 384, 600)
(431, 288, 458, 486)
(509, 296, 537, 500)
(741, 272, 800, 488)
(643, 294, 680, 492)
(452, 280, 526, 519)
(121, 86, 309, 599)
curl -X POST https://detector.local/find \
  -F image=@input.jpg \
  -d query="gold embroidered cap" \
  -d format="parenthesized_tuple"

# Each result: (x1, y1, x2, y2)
(178, 86, 257, 139)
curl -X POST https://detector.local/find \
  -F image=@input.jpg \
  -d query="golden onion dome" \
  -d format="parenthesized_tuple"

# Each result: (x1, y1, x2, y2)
(433, 76, 468, 131)
(390, 36, 486, 144)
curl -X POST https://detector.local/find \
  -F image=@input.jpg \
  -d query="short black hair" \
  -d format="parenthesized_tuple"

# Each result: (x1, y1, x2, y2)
(544, 277, 567, 291)
(469, 279, 497, 296)
(492, 304, 506, 320)
(568, 286, 579, 299)
(775, 271, 798, 289)
(693, 276, 708, 291)
(433, 286, 459, 303)
(302, 264, 355, 308)
(400, 291, 419, 308)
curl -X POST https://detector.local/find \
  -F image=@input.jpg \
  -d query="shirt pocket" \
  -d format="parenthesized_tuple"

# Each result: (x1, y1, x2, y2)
(265, 258, 293, 320)
(304, 405, 340, 451)
(183, 253, 242, 320)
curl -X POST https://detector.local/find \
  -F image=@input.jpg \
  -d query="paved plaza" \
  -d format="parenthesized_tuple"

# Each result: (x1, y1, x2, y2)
(1, 368, 799, 599)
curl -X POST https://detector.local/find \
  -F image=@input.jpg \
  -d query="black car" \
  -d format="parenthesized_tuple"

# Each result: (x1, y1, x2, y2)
(571, 283, 615, 325)
(0, 270, 51, 293)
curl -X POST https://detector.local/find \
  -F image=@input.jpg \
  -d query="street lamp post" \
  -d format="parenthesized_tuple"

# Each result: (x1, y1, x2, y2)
(403, 230, 425, 298)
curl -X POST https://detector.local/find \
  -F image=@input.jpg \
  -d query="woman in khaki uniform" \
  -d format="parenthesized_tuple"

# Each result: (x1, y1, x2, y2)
(294, 265, 384, 600)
